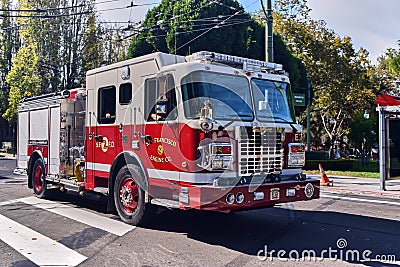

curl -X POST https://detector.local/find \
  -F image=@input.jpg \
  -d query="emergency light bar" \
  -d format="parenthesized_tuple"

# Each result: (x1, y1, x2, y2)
(187, 51, 284, 73)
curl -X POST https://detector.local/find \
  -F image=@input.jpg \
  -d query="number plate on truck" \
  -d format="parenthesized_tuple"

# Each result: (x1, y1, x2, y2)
(270, 188, 280, 200)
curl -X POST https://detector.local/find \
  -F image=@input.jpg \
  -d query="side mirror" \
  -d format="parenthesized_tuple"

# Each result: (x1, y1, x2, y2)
(199, 99, 214, 133)
(201, 99, 213, 120)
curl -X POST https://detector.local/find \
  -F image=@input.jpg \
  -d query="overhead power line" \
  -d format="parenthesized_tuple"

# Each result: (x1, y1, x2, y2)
(0, 1, 160, 19)
(0, 11, 91, 18)
(95, 0, 159, 5)
(0, 4, 85, 13)
(175, 10, 241, 52)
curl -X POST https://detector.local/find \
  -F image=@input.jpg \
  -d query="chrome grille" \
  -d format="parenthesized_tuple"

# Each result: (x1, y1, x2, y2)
(237, 126, 283, 176)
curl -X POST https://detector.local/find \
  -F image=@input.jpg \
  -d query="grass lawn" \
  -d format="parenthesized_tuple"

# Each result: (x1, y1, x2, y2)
(303, 170, 380, 179)
(304, 159, 380, 178)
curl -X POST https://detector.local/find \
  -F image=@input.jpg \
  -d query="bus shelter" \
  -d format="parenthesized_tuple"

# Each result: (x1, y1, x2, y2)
(375, 94, 400, 190)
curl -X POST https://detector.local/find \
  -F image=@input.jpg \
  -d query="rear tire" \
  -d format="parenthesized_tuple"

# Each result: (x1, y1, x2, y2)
(114, 165, 155, 225)
(32, 158, 47, 198)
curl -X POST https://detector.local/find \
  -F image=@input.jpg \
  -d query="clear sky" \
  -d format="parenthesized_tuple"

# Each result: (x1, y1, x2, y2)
(98, 0, 400, 64)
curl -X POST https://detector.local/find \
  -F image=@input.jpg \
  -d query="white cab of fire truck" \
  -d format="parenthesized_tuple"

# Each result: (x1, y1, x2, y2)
(18, 51, 319, 226)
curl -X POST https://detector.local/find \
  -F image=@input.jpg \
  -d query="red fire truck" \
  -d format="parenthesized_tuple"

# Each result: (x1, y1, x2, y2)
(17, 51, 319, 225)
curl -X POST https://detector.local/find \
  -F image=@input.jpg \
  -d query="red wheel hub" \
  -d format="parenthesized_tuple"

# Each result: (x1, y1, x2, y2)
(34, 165, 43, 191)
(119, 177, 139, 213)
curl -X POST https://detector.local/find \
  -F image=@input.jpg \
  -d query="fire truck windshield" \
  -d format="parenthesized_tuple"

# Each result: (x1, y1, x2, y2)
(251, 78, 294, 123)
(181, 71, 253, 121)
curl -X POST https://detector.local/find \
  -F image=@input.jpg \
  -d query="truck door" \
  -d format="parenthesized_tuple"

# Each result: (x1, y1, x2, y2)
(116, 81, 133, 150)
(86, 84, 118, 189)
(95, 86, 118, 162)
(143, 73, 181, 175)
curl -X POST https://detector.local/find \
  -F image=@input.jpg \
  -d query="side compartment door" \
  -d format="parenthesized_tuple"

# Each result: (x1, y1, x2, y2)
(48, 106, 60, 175)
(29, 108, 49, 168)
(17, 111, 29, 169)
(85, 87, 96, 188)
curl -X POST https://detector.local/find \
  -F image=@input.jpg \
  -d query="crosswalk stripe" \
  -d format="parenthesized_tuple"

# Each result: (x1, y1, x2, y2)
(321, 193, 400, 206)
(0, 198, 23, 207)
(19, 196, 135, 236)
(0, 213, 87, 266)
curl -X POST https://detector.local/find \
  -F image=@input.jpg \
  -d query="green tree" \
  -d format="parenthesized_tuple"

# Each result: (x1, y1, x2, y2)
(14, 0, 61, 94)
(0, 0, 14, 102)
(273, 33, 308, 114)
(61, 0, 97, 88)
(127, 0, 307, 108)
(128, 0, 264, 59)
(348, 112, 378, 165)
(384, 42, 400, 76)
(81, 14, 104, 79)
(378, 41, 400, 92)
(0, 0, 16, 142)
(375, 54, 398, 95)
(3, 0, 41, 122)
(273, 0, 382, 155)
(4, 44, 41, 122)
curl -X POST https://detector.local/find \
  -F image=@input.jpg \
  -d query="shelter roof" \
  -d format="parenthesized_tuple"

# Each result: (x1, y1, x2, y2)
(375, 94, 400, 106)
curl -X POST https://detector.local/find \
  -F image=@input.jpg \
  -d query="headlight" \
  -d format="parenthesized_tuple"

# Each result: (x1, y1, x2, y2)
(197, 143, 233, 171)
(288, 154, 305, 166)
(211, 156, 232, 170)
(226, 193, 235, 204)
(236, 192, 244, 204)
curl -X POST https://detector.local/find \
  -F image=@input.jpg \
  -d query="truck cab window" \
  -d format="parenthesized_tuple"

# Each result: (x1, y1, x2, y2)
(145, 75, 177, 121)
(119, 83, 132, 105)
(98, 86, 116, 124)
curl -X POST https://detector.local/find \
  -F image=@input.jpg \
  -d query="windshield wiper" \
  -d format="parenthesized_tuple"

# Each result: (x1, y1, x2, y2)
(223, 114, 253, 119)
(258, 115, 299, 133)
(216, 114, 252, 131)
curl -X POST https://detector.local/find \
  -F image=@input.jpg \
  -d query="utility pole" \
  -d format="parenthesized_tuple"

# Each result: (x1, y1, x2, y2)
(306, 74, 311, 151)
(378, 107, 387, 191)
(265, 0, 273, 62)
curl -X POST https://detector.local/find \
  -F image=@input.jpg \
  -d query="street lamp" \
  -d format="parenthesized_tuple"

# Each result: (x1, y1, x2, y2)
(364, 110, 370, 119)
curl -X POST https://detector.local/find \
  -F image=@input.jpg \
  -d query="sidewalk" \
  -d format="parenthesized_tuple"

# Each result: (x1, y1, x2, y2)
(0, 153, 16, 160)
(308, 174, 400, 200)
(0, 154, 21, 179)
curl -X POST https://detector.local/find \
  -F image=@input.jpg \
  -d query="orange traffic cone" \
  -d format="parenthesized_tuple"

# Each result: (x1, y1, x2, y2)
(319, 164, 333, 186)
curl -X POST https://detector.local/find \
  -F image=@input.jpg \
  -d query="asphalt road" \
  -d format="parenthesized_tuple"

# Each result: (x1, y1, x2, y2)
(0, 159, 399, 267)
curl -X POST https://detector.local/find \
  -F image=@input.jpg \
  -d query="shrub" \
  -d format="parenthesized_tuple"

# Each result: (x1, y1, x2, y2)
(304, 160, 354, 171)
(305, 151, 328, 160)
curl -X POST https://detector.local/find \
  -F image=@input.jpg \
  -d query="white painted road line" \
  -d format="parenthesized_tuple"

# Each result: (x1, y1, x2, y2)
(321, 194, 400, 206)
(19, 196, 135, 236)
(0, 213, 87, 266)
(0, 198, 24, 207)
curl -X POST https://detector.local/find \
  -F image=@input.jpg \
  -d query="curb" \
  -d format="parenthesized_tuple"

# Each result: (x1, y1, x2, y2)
(321, 186, 400, 200)
(307, 174, 378, 180)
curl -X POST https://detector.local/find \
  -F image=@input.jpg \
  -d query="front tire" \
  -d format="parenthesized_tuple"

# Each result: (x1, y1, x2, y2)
(32, 158, 47, 198)
(114, 165, 154, 225)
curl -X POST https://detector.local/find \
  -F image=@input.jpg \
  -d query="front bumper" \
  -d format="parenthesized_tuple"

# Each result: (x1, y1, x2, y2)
(184, 178, 320, 212)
